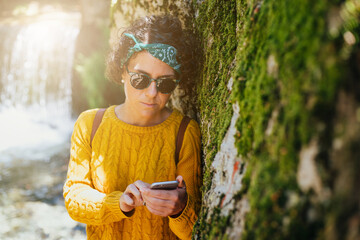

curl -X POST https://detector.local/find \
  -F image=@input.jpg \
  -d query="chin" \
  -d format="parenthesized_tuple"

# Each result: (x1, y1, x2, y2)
(139, 108, 161, 118)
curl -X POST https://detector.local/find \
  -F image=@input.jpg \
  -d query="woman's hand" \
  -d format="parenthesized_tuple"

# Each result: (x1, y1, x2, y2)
(135, 176, 188, 217)
(119, 183, 144, 213)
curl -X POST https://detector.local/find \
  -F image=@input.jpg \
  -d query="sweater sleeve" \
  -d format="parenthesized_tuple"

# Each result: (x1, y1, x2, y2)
(169, 119, 202, 240)
(63, 110, 131, 225)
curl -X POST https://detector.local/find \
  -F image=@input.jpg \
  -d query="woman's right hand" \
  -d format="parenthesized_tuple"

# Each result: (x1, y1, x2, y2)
(119, 183, 144, 213)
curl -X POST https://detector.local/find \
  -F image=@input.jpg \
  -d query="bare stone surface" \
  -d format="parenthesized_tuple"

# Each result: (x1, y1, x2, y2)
(267, 54, 279, 78)
(203, 98, 249, 239)
(297, 138, 332, 203)
(297, 138, 322, 194)
(206, 102, 244, 216)
(225, 197, 250, 239)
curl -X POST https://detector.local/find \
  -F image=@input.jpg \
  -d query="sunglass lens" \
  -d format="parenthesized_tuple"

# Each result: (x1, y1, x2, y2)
(158, 79, 177, 93)
(130, 74, 149, 89)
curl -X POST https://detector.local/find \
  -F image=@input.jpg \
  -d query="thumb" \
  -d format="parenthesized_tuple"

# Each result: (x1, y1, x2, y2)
(176, 175, 186, 188)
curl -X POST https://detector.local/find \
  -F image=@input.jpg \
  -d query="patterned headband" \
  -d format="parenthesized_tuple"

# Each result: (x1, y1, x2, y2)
(120, 33, 181, 73)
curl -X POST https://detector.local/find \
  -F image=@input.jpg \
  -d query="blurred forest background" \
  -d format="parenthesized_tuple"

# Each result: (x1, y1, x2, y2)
(0, 0, 121, 239)
(0, 0, 359, 240)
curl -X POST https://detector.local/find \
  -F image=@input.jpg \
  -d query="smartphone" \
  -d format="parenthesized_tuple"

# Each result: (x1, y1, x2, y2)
(150, 180, 179, 190)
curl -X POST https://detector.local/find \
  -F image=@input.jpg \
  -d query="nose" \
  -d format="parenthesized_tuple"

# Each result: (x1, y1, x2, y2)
(145, 81, 158, 98)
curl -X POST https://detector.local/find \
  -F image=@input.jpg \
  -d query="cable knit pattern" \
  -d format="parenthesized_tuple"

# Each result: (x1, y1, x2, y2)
(63, 105, 202, 240)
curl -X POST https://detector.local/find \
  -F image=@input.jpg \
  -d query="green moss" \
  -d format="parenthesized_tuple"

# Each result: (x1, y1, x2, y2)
(193, 206, 231, 240)
(193, 0, 359, 238)
(231, 0, 360, 239)
(195, 0, 236, 190)
(191, 1, 236, 238)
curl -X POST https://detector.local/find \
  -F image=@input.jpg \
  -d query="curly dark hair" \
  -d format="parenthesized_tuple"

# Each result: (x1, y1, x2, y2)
(106, 15, 198, 99)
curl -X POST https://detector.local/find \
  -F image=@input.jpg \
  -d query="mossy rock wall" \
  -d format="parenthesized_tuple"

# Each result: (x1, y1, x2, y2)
(110, 0, 360, 239)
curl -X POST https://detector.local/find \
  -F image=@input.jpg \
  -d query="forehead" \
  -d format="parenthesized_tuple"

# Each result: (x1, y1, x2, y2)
(127, 51, 176, 77)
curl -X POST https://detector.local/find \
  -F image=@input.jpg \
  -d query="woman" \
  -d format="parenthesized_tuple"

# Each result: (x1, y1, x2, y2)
(63, 15, 202, 240)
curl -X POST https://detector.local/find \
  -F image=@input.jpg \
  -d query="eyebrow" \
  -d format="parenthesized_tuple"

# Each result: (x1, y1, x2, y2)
(133, 68, 176, 78)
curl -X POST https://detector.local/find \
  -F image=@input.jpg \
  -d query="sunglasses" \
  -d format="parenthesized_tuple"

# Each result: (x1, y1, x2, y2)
(126, 66, 180, 94)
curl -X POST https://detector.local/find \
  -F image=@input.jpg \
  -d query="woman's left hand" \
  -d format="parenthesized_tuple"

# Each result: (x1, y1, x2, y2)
(134, 175, 187, 217)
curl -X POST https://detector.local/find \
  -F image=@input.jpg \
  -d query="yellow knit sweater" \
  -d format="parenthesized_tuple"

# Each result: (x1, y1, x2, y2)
(63, 105, 202, 240)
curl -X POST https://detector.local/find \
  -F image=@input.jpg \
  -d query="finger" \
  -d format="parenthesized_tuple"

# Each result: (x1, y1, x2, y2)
(134, 180, 150, 193)
(143, 193, 186, 216)
(144, 189, 187, 212)
(176, 175, 186, 188)
(145, 202, 170, 217)
(145, 197, 184, 217)
(127, 184, 143, 202)
(145, 189, 177, 200)
(144, 195, 174, 209)
(123, 194, 134, 206)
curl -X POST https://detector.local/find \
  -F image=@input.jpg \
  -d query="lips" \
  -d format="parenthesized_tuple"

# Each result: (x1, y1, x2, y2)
(142, 102, 156, 107)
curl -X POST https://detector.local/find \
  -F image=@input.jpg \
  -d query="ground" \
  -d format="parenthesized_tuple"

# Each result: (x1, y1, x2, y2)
(0, 145, 86, 240)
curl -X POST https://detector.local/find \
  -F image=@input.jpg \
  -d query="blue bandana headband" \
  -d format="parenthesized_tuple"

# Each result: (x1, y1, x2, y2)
(121, 33, 181, 73)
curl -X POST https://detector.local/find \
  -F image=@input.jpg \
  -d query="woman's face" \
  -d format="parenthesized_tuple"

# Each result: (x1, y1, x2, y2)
(122, 51, 176, 119)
